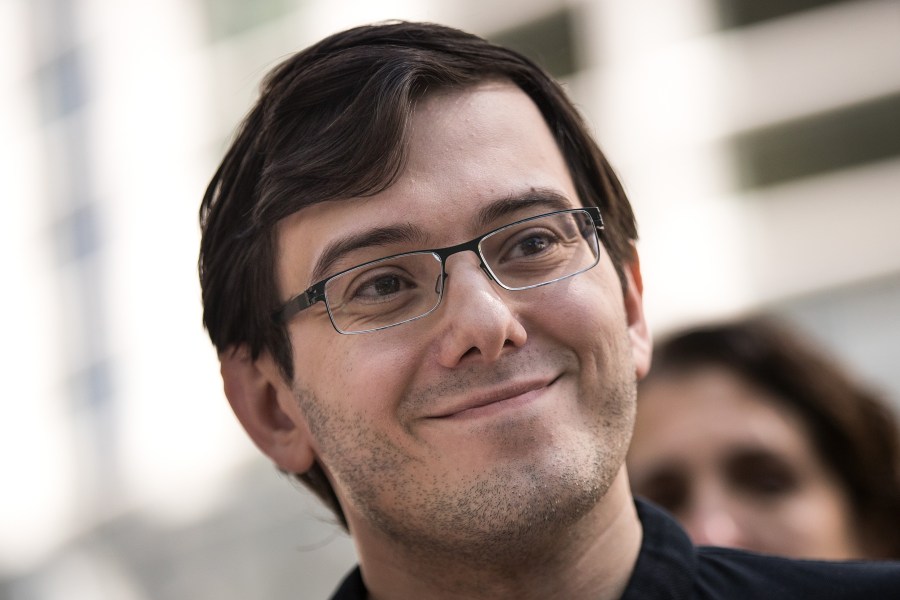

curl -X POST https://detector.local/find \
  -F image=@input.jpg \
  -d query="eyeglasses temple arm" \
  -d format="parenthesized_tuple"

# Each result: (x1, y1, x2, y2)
(273, 287, 326, 324)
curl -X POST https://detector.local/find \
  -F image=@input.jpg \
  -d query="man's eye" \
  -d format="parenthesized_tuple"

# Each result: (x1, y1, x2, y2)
(351, 273, 414, 302)
(517, 235, 552, 255)
(506, 230, 559, 259)
(357, 275, 401, 297)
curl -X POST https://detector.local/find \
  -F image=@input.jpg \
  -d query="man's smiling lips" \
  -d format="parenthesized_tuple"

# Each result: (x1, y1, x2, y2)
(426, 377, 559, 420)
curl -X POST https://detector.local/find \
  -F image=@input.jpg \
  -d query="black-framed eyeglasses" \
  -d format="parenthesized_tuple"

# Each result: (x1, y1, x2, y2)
(273, 207, 604, 334)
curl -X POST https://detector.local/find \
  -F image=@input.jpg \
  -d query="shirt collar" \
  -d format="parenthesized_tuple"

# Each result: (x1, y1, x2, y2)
(620, 498, 697, 600)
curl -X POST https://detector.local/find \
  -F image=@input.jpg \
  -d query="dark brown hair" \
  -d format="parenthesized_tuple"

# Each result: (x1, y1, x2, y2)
(199, 21, 638, 527)
(642, 317, 900, 559)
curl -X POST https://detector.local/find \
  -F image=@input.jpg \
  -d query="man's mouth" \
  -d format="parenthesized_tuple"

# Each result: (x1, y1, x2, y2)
(427, 376, 559, 420)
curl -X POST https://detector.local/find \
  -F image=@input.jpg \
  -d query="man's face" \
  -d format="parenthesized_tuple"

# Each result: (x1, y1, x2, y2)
(273, 81, 650, 558)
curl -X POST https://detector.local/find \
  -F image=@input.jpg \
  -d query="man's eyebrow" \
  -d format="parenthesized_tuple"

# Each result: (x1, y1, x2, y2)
(475, 189, 574, 231)
(309, 223, 427, 284)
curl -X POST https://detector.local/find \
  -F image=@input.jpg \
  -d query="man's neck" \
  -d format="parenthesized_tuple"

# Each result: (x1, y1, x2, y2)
(354, 472, 642, 600)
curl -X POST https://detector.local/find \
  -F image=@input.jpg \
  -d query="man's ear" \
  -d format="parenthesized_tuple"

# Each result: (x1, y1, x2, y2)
(621, 245, 652, 380)
(219, 346, 317, 474)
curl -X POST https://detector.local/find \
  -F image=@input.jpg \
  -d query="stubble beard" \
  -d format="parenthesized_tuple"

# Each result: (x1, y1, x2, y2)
(293, 353, 637, 572)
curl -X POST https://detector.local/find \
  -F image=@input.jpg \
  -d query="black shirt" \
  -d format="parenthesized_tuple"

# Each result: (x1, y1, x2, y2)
(330, 499, 900, 599)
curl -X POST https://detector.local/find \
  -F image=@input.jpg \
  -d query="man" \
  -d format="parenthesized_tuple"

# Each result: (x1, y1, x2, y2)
(199, 21, 899, 599)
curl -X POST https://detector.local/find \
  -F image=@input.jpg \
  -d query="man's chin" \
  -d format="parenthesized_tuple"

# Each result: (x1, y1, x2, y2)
(363, 454, 617, 565)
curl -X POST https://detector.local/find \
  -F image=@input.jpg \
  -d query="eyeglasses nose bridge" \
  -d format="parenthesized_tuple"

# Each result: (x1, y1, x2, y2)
(438, 245, 497, 291)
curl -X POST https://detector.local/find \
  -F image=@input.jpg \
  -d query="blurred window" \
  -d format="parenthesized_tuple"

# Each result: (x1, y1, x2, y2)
(54, 204, 101, 262)
(732, 93, 900, 188)
(716, 0, 858, 29)
(71, 359, 114, 413)
(203, 0, 299, 40)
(490, 8, 579, 79)
(36, 48, 86, 122)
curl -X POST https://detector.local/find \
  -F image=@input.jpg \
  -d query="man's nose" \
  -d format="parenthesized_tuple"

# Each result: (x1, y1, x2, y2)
(431, 252, 527, 368)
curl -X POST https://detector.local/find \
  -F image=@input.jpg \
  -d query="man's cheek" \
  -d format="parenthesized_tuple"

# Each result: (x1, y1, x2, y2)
(341, 344, 417, 401)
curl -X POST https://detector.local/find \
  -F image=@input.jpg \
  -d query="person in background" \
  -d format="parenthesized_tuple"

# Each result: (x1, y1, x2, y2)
(628, 317, 900, 560)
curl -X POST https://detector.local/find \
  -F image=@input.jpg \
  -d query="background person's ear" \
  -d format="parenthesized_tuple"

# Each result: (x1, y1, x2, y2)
(621, 246, 652, 380)
(219, 346, 317, 474)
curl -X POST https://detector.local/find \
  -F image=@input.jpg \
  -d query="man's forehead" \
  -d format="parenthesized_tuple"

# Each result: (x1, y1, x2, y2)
(412, 78, 521, 122)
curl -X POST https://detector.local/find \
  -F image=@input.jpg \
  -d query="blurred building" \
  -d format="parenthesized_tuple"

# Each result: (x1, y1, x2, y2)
(1, 0, 898, 598)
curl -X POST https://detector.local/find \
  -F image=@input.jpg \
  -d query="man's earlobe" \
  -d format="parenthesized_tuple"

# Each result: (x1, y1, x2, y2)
(622, 247, 653, 380)
(219, 346, 317, 474)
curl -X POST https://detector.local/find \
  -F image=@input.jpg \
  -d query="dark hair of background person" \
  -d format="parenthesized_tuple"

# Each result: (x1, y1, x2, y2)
(642, 317, 900, 559)
(198, 21, 638, 528)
